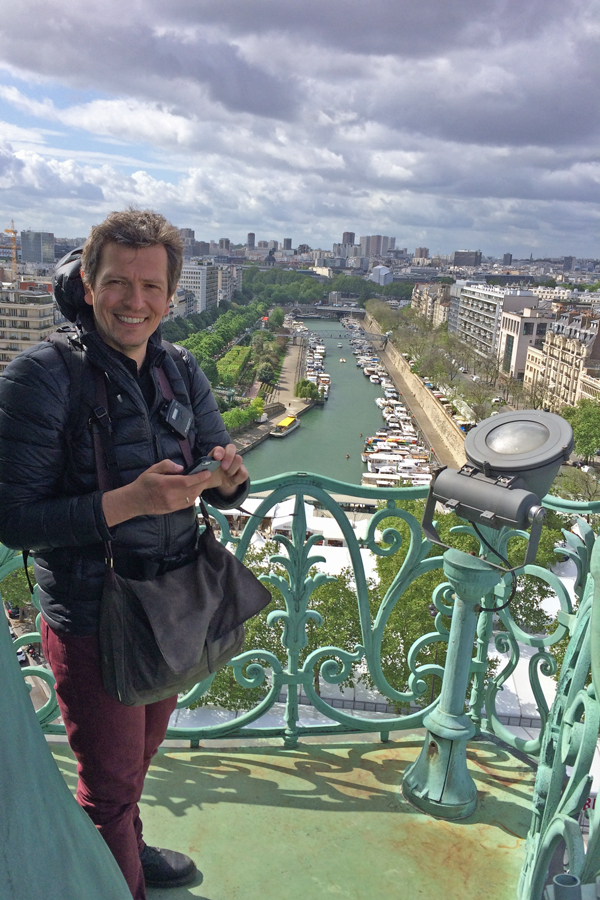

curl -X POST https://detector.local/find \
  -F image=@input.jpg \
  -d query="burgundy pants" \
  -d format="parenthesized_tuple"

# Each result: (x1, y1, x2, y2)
(41, 619, 178, 900)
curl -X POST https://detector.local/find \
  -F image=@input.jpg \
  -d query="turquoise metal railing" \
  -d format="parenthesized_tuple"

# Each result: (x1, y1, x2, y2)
(4, 474, 599, 751)
(3, 472, 600, 896)
(518, 516, 600, 899)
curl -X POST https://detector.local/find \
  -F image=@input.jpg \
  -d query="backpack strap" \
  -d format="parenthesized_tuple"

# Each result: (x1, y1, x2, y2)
(47, 331, 122, 490)
(90, 368, 123, 491)
(46, 330, 88, 453)
(162, 340, 192, 398)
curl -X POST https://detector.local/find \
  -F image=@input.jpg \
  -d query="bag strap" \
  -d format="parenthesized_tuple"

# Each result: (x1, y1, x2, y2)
(90, 368, 123, 491)
(162, 340, 192, 396)
(155, 365, 194, 468)
(198, 496, 214, 536)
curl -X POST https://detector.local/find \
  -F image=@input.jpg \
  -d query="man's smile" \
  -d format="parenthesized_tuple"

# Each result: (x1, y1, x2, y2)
(115, 315, 147, 324)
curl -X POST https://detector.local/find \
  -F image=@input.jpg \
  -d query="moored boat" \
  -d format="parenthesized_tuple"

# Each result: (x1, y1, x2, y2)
(270, 416, 300, 438)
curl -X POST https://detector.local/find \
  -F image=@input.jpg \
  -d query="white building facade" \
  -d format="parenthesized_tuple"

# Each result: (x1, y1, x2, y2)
(0, 288, 55, 371)
(497, 306, 554, 380)
(457, 284, 536, 359)
(178, 264, 219, 313)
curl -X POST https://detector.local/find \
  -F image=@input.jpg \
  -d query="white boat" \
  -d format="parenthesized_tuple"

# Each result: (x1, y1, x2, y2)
(369, 374, 380, 384)
(270, 415, 300, 438)
(337, 343, 343, 348)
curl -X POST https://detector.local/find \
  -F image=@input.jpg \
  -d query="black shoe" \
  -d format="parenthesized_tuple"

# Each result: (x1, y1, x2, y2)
(140, 844, 197, 888)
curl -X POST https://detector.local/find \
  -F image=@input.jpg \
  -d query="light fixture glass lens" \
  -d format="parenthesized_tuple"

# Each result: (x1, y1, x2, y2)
(485, 421, 550, 455)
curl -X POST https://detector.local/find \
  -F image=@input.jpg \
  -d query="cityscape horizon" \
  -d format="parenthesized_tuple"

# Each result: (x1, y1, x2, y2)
(1, 2, 598, 259)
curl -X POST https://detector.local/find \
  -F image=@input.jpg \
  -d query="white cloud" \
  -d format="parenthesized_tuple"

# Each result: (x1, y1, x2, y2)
(0, 0, 598, 254)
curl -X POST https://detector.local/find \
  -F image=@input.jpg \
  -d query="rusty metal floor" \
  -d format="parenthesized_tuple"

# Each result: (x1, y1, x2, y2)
(50, 735, 535, 900)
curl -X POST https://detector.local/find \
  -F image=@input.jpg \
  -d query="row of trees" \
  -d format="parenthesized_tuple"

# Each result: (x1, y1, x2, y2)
(239, 265, 424, 309)
(251, 330, 288, 388)
(178, 300, 268, 386)
(240, 267, 324, 306)
(216, 346, 252, 387)
(162, 302, 231, 344)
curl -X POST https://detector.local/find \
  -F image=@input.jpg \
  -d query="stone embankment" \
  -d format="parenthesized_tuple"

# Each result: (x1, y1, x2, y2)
(365, 313, 465, 469)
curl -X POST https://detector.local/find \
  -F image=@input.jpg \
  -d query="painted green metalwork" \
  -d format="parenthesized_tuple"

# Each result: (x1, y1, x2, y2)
(5, 475, 598, 755)
(4, 471, 600, 895)
(403, 547, 504, 818)
(518, 524, 600, 899)
(171, 474, 450, 746)
(0, 547, 131, 899)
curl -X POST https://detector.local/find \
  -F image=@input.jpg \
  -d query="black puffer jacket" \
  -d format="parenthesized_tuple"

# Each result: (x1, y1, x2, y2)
(0, 327, 247, 635)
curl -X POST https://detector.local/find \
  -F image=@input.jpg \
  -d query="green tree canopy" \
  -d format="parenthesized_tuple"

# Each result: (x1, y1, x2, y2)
(381, 281, 415, 299)
(294, 379, 319, 399)
(561, 399, 600, 461)
(257, 363, 275, 383)
(268, 307, 285, 328)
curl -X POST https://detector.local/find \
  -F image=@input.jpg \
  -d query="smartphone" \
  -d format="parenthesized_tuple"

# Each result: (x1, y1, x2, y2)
(183, 456, 221, 476)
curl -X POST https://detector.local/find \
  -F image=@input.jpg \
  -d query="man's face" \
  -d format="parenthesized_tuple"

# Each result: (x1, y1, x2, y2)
(83, 242, 171, 364)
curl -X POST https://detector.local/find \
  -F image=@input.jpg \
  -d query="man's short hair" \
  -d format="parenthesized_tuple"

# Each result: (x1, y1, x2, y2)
(81, 208, 184, 297)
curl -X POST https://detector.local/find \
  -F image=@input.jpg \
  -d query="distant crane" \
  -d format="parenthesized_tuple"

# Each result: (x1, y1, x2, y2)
(3, 220, 17, 283)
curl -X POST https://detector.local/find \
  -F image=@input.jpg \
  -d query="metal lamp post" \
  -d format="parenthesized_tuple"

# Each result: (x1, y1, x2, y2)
(404, 410, 575, 820)
(403, 549, 502, 818)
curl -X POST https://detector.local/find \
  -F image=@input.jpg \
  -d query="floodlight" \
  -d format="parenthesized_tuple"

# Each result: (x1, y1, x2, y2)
(422, 410, 574, 567)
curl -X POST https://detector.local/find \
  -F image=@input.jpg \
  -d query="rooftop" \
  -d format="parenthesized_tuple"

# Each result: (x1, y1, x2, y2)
(48, 732, 535, 900)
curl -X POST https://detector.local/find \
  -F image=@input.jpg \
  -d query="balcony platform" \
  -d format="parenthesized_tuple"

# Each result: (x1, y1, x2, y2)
(50, 732, 535, 900)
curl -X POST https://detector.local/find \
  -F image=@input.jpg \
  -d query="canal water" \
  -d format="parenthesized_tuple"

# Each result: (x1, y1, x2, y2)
(244, 320, 388, 485)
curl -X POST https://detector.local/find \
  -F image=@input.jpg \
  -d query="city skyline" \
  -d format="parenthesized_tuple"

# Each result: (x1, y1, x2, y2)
(0, 1, 598, 256)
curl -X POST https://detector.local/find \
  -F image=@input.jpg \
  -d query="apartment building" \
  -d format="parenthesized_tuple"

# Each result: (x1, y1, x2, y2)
(0, 288, 55, 371)
(524, 311, 600, 411)
(577, 369, 600, 403)
(411, 283, 450, 325)
(217, 265, 243, 305)
(359, 235, 395, 257)
(497, 305, 554, 380)
(456, 283, 536, 359)
(447, 281, 465, 334)
(545, 312, 600, 411)
(178, 264, 218, 313)
(523, 345, 546, 397)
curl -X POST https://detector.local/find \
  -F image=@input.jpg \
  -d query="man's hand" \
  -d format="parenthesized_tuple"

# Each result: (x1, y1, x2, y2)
(101, 445, 248, 527)
(203, 443, 249, 498)
(102, 459, 215, 527)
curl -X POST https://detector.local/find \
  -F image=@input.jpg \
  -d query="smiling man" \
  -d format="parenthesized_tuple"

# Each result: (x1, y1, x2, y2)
(83, 242, 172, 364)
(0, 209, 250, 899)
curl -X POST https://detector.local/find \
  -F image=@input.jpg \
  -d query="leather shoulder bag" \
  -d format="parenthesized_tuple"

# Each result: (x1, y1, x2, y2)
(91, 362, 271, 706)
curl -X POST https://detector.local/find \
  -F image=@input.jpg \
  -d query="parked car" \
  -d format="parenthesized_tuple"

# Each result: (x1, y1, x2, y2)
(491, 397, 504, 405)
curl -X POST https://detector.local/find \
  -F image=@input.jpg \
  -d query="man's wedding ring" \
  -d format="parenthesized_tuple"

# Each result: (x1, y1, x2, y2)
(186, 496, 190, 505)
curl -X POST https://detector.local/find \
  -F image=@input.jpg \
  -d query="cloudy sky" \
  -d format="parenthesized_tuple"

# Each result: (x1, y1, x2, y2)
(0, 0, 599, 256)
